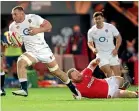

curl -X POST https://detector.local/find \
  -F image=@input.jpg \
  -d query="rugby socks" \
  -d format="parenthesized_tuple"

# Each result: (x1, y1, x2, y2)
(120, 81, 130, 90)
(1, 74, 5, 92)
(64, 79, 78, 96)
(19, 78, 28, 92)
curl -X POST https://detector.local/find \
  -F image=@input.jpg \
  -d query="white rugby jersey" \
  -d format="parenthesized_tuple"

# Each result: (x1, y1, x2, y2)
(9, 14, 49, 52)
(88, 22, 119, 52)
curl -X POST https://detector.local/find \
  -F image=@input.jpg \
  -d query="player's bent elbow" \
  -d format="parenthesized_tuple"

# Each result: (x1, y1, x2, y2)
(47, 25, 52, 32)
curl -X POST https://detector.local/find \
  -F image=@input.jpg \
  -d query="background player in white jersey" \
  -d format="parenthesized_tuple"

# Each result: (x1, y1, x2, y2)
(8, 6, 81, 99)
(87, 12, 122, 77)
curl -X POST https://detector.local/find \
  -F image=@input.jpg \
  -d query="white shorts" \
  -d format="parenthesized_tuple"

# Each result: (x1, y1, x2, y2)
(105, 76, 119, 98)
(25, 48, 55, 63)
(96, 51, 120, 67)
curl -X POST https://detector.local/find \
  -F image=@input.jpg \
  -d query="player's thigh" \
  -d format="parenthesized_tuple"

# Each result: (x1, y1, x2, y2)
(110, 65, 121, 76)
(110, 55, 120, 73)
(45, 58, 63, 74)
(105, 76, 119, 98)
(18, 52, 38, 66)
(114, 76, 124, 88)
(46, 58, 58, 68)
(100, 64, 113, 77)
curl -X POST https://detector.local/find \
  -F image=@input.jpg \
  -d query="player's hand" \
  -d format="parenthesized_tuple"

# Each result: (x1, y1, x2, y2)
(11, 43, 19, 48)
(111, 48, 118, 56)
(28, 27, 40, 36)
(2, 42, 9, 48)
(92, 48, 98, 54)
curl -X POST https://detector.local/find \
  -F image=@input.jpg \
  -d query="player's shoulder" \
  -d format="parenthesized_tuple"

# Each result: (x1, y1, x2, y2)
(104, 22, 115, 28)
(9, 21, 16, 28)
(81, 68, 93, 75)
(26, 14, 36, 18)
(88, 25, 96, 33)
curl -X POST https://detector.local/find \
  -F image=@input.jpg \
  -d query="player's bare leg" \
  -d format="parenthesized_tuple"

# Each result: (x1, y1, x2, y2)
(46, 60, 81, 99)
(100, 65, 114, 77)
(113, 89, 138, 98)
(111, 65, 121, 76)
(12, 53, 37, 97)
(114, 76, 124, 88)
(115, 76, 130, 90)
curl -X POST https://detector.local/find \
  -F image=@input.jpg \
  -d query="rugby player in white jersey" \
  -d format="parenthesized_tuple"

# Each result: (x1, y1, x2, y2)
(87, 12, 122, 77)
(8, 6, 81, 99)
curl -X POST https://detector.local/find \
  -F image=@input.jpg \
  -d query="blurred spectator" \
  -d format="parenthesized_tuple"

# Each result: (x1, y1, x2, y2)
(74, 1, 92, 14)
(120, 38, 138, 83)
(61, 27, 73, 46)
(65, 25, 88, 56)
(3, 31, 23, 79)
(121, 39, 137, 62)
(93, 3, 104, 12)
(110, 20, 117, 26)
(52, 34, 64, 54)
(51, 27, 73, 54)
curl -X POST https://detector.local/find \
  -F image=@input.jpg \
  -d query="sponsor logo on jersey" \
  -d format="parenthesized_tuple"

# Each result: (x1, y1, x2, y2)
(99, 37, 108, 42)
(87, 77, 94, 88)
(16, 26, 20, 29)
(28, 19, 32, 23)
(105, 29, 108, 33)
(23, 28, 30, 35)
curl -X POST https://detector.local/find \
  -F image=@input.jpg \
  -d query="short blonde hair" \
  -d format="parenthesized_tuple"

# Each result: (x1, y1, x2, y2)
(12, 6, 24, 12)
(67, 68, 76, 79)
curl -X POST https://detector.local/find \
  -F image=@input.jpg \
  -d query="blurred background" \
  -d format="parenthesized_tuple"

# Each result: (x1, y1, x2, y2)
(1, 1, 138, 88)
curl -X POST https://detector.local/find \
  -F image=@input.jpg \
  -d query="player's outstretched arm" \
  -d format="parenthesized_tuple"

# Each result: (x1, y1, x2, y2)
(87, 58, 100, 71)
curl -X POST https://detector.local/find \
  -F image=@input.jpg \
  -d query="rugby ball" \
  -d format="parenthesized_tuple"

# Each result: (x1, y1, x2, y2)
(8, 32, 23, 47)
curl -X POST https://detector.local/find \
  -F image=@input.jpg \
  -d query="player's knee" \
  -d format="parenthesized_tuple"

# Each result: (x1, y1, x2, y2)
(17, 55, 32, 68)
(17, 58, 28, 68)
(115, 76, 124, 86)
(48, 64, 59, 73)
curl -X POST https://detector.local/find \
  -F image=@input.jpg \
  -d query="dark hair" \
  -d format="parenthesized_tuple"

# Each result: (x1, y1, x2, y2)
(93, 11, 104, 18)
(12, 6, 24, 12)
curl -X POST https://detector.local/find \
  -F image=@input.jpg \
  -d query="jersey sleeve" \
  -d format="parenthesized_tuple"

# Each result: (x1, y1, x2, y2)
(81, 68, 93, 77)
(111, 24, 119, 37)
(9, 23, 13, 32)
(32, 14, 45, 26)
(87, 29, 94, 42)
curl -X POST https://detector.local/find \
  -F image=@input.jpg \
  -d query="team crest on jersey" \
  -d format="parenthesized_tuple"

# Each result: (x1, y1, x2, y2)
(16, 26, 20, 29)
(49, 55, 54, 60)
(105, 29, 108, 33)
(28, 19, 32, 23)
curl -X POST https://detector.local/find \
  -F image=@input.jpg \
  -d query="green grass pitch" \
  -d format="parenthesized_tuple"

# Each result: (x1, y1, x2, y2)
(1, 86, 138, 111)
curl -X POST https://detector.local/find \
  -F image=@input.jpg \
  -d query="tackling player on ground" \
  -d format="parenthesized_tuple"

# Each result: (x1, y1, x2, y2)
(7, 6, 81, 99)
(67, 58, 138, 99)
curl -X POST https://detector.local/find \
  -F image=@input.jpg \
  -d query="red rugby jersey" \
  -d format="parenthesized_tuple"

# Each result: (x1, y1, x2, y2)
(75, 68, 108, 98)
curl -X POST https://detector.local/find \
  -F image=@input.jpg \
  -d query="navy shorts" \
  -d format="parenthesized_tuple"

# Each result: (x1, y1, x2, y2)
(5, 56, 19, 68)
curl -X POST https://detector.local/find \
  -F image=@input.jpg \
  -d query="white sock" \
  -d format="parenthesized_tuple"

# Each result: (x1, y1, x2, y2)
(63, 78, 70, 84)
(0, 72, 5, 75)
(19, 78, 27, 82)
